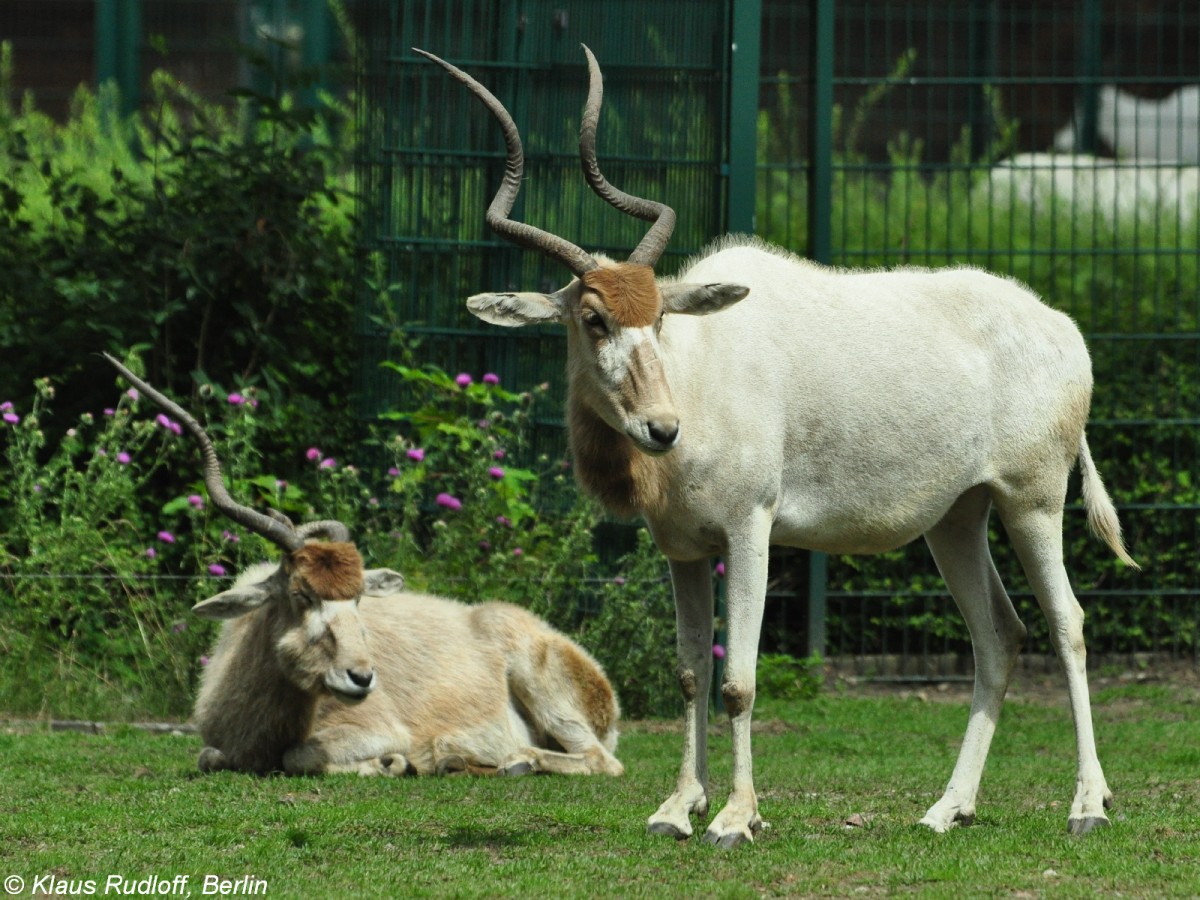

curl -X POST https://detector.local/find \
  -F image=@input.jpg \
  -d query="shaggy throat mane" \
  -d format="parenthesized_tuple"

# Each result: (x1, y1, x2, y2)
(567, 392, 669, 520)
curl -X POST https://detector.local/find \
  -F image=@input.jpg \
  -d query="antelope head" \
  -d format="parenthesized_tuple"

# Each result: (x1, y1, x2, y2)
(416, 47, 749, 455)
(103, 354, 405, 702)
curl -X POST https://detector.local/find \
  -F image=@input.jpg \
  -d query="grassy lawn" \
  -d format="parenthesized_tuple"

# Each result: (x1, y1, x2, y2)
(2, 680, 1197, 898)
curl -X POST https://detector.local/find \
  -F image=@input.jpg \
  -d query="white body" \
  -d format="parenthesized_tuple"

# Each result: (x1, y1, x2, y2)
(433, 47, 1135, 846)
(479, 237, 1134, 845)
(193, 562, 623, 778)
(1054, 85, 1200, 164)
(635, 240, 1132, 844)
(984, 152, 1199, 225)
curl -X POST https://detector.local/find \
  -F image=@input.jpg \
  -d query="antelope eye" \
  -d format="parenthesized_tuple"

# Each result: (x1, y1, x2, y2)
(581, 309, 607, 334)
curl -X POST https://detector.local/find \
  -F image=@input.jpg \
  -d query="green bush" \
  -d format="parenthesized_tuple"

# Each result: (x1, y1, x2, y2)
(0, 43, 359, 470)
(0, 352, 701, 720)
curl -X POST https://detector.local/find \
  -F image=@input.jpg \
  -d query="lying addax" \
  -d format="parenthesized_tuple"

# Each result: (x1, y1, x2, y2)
(104, 354, 623, 778)
(419, 47, 1139, 845)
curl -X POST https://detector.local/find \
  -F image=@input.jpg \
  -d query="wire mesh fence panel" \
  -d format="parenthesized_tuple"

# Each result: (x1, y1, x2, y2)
(0, 1, 341, 117)
(758, 0, 1200, 669)
(353, 0, 733, 471)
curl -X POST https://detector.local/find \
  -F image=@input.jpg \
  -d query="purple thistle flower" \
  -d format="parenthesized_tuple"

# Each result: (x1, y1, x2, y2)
(208, 563, 227, 576)
(319, 458, 337, 470)
(104, 408, 115, 417)
(482, 373, 500, 386)
(227, 392, 245, 406)
(496, 515, 513, 528)
(388, 466, 400, 477)
(116, 451, 132, 465)
(715, 562, 726, 578)
(0, 401, 11, 410)
(145, 547, 157, 559)
(169, 421, 182, 436)
(613, 576, 626, 586)
(306, 447, 321, 461)
(200, 655, 210, 667)
(713, 644, 726, 660)
(127, 388, 139, 401)
(435, 492, 462, 511)
(222, 530, 240, 543)
(493, 449, 506, 460)
(3, 412, 19, 425)
(155, 413, 170, 430)
(488, 466, 505, 480)
(187, 494, 204, 508)
(406, 448, 425, 463)
(479, 540, 492, 552)
(157, 530, 176, 544)
(455, 372, 473, 387)
(512, 547, 523, 557)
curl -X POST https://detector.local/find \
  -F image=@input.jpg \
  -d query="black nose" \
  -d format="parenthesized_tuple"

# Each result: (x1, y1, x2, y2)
(347, 668, 374, 689)
(648, 420, 680, 447)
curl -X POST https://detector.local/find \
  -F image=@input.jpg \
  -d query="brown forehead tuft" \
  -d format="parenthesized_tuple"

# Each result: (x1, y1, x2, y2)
(291, 542, 364, 601)
(581, 264, 661, 328)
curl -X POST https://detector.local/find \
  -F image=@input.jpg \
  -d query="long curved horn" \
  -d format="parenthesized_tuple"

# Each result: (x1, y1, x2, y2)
(102, 353, 305, 554)
(579, 45, 676, 268)
(414, 48, 599, 277)
(296, 521, 352, 543)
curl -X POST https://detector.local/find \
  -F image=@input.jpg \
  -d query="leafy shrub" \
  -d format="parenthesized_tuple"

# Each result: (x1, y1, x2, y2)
(0, 353, 695, 720)
(0, 43, 359, 471)
(756, 653, 824, 702)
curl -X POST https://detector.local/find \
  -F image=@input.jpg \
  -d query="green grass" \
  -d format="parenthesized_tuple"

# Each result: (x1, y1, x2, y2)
(2, 684, 1198, 898)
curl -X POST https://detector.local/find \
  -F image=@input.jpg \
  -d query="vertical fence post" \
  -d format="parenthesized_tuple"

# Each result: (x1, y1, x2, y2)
(1077, 0, 1101, 153)
(95, 0, 141, 115)
(805, 0, 833, 658)
(727, 0, 762, 234)
(968, 0, 998, 159)
(299, 0, 334, 108)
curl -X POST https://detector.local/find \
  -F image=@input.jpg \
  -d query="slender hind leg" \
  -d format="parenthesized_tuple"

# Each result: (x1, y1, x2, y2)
(1000, 503, 1113, 834)
(920, 486, 1028, 831)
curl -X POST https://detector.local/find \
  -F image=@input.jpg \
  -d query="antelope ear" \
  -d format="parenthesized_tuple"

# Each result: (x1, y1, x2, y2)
(661, 282, 749, 315)
(193, 583, 273, 620)
(362, 568, 406, 596)
(467, 291, 566, 327)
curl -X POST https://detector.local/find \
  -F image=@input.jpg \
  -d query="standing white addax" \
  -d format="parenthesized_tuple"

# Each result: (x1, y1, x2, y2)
(420, 47, 1139, 847)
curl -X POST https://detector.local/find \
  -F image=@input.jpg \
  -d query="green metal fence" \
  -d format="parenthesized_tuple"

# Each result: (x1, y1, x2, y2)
(755, 0, 1200, 672)
(1, 0, 339, 118)
(361, 0, 1198, 672)
(16, 0, 1193, 671)
(353, 0, 735, 466)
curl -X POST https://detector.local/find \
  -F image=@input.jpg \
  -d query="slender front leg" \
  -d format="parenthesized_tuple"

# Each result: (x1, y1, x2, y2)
(647, 557, 714, 839)
(703, 518, 771, 849)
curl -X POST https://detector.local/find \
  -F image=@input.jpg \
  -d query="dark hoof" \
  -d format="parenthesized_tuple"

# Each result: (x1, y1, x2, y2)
(500, 761, 534, 777)
(1068, 816, 1111, 835)
(436, 755, 467, 776)
(702, 829, 751, 850)
(647, 821, 690, 841)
